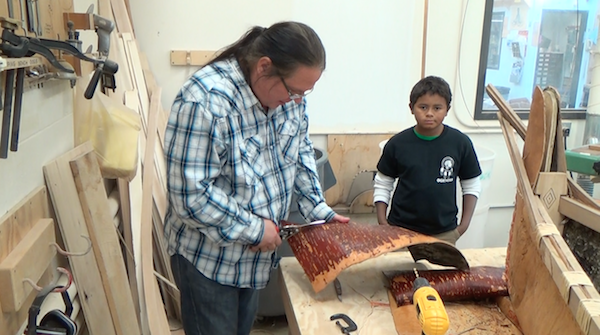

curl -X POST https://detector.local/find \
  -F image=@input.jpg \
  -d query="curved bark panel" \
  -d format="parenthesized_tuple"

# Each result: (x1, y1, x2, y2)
(385, 266, 508, 306)
(285, 222, 469, 293)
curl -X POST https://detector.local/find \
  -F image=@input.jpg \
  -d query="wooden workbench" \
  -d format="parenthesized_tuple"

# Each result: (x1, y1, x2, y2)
(279, 247, 508, 335)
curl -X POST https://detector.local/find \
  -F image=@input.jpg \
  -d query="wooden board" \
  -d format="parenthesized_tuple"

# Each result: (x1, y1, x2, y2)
(0, 218, 56, 312)
(170, 50, 217, 66)
(559, 196, 600, 233)
(0, 186, 54, 335)
(70, 150, 141, 335)
(522, 86, 546, 188)
(567, 175, 600, 211)
(534, 172, 568, 229)
(279, 248, 507, 335)
(0, 186, 49, 262)
(542, 88, 559, 172)
(140, 88, 171, 334)
(547, 87, 568, 172)
(43, 142, 117, 335)
(325, 134, 392, 206)
(486, 84, 527, 139)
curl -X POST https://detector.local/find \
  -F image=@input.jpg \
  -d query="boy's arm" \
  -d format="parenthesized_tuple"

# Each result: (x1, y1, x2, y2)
(458, 195, 478, 235)
(457, 177, 481, 235)
(373, 172, 395, 225)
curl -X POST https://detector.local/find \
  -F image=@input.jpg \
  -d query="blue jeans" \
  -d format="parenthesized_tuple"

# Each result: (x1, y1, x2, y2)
(170, 254, 259, 335)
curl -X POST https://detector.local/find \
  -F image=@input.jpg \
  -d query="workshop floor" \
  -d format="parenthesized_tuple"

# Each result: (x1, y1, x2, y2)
(250, 212, 378, 335)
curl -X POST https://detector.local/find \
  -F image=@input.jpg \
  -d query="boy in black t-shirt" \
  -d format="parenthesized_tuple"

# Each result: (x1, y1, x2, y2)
(374, 76, 482, 245)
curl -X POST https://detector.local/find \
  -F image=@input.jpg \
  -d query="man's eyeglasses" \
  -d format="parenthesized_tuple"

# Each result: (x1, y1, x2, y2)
(280, 77, 313, 100)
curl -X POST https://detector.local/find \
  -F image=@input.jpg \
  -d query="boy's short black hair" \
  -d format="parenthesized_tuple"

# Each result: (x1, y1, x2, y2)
(409, 76, 452, 109)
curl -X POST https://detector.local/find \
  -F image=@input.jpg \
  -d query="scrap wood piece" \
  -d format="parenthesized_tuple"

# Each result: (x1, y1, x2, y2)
(522, 86, 546, 188)
(43, 142, 117, 335)
(70, 150, 142, 335)
(545, 87, 568, 172)
(384, 266, 508, 306)
(542, 88, 558, 172)
(0, 187, 52, 334)
(567, 175, 600, 211)
(140, 88, 171, 334)
(486, 84, 526, 139)
(287, 222, 470, 293)
(0, 218, 56, 312)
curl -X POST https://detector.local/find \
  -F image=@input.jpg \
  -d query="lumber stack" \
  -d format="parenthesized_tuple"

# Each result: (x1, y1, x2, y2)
(40, 0, 178, 334)
(97, 0, 178, 333)
(489, 84, 600, 335)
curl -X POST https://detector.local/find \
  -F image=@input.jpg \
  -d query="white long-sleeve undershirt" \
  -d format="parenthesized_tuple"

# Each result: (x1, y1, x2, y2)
(372, 172, 481, 205)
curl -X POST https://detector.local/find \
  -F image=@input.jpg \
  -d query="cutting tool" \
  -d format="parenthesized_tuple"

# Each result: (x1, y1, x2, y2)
(277, 220, 326, 240)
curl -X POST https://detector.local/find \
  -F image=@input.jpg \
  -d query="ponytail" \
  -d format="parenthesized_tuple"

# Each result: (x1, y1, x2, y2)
(205, 22, 325, 81)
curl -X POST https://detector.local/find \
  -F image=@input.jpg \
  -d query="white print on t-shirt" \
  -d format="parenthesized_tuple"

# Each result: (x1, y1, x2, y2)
(437, 156, 455, 183)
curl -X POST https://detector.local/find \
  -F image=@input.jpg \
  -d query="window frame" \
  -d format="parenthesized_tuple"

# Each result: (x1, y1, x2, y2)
(474, 0, 587, 121)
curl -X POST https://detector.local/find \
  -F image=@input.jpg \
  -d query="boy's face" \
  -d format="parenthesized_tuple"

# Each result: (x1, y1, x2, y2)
(410, 93, 449, 136)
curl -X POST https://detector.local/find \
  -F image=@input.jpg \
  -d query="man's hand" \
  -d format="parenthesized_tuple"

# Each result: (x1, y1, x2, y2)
(329, 214, 350, 223)
(250, 219, 282, 252)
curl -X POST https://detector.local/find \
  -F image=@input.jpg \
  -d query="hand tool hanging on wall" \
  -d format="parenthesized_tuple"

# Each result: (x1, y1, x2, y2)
(25, 0, 36, 34)
(0, 20, 119, 158)
(62, 5, 117, 96)
(18, 0, 27, 33)
(87, 4, 116, 96)
(0, 16, 25, 158)
(34, 0, 41, 36)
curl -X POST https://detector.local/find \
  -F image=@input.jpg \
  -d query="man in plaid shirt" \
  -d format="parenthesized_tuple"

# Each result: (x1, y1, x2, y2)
(164, 21, 349, 335)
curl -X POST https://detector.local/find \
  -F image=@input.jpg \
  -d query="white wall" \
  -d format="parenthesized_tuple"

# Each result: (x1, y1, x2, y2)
(0, 81, 74, 215)
(128, 0, 589, 248)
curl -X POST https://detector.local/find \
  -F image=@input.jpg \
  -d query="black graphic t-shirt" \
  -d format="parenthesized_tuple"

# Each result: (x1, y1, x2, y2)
(377, 125, 482, 235)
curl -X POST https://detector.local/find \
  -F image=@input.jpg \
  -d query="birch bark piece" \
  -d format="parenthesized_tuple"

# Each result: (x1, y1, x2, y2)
(286, 222, 470, 293)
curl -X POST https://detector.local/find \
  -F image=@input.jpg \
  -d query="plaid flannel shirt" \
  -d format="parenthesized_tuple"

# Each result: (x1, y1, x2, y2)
(163, 57, 335, 289)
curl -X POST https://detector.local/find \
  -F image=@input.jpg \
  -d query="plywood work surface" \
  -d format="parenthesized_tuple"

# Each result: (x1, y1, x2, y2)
(324, 134, 392, 206)
(279, 247, 508, 335)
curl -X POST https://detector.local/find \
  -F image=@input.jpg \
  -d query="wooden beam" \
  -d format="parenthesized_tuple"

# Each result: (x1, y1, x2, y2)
(140, 87, 171, 334)
(170, 50, 217, 66)
(559, 196, 600, 233)
(43, 143, 117, 335)
(567, 175, 600, 210)
(63, 12, 94, 30)
(0, 218, 56, 312)
(0, 186, 49, 263)
(70, 150, 142, 335)
(0, 186, 51, 334)
(486, 84, 527, 139)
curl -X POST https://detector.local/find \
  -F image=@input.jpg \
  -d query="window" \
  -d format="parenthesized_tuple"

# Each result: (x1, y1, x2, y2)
(487, 12, 505, 70)
(475, 0, 599, 120)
